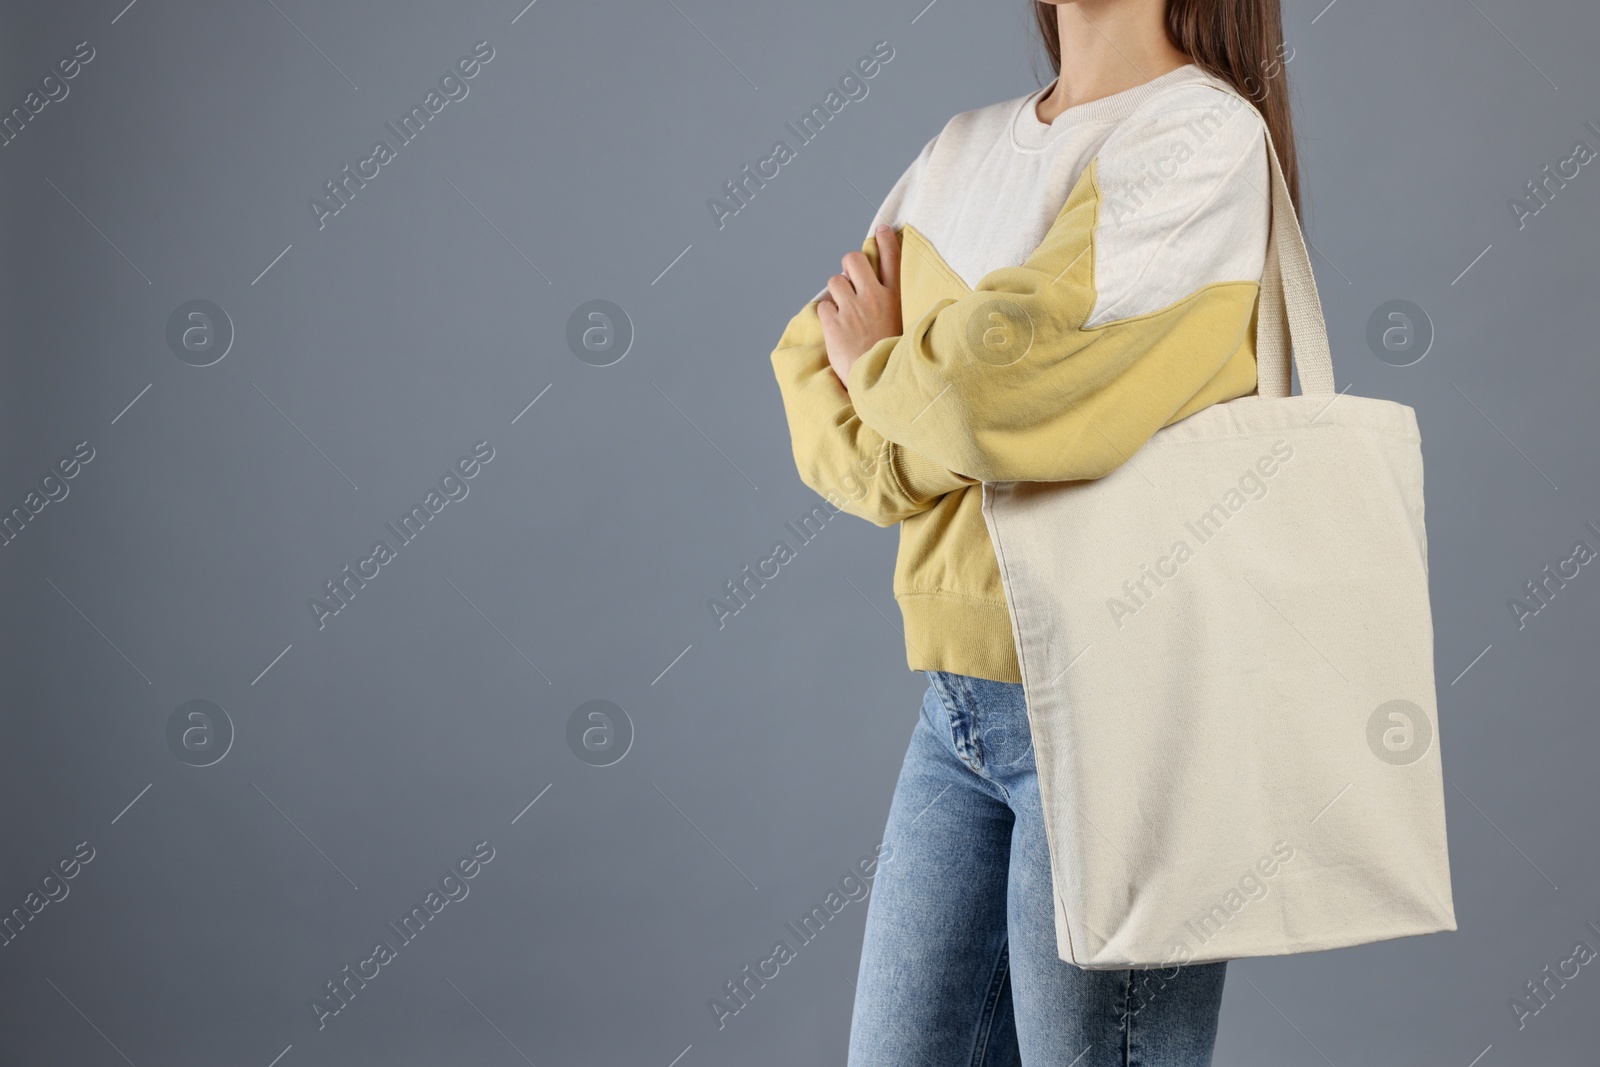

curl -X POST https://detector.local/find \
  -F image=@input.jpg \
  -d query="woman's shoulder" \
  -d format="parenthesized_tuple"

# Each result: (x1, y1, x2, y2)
(1085, 72, 1273, 326)
(1091, 71, 1271, 226)
(1102, 73, 1268, 159)
(925, 89, 1036, 148)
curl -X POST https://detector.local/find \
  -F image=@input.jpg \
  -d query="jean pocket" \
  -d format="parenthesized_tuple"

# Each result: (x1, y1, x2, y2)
(954, 674, 1035, 773)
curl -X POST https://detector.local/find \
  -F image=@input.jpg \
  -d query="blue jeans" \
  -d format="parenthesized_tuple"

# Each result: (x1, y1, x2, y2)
(848, 671, 1225, 1066)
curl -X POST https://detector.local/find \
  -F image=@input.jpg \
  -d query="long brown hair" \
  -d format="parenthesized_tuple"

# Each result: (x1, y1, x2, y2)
(1031, 0, 1300, 211)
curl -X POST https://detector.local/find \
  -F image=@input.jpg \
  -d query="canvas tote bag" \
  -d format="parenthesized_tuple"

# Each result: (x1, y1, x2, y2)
(981, 113, 1456, 970)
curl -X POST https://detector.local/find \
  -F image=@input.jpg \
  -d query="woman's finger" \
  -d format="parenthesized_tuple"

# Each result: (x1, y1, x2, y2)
(841, 250, 875, 293)
(826, 273, 856, 306)
(874, 224, 902, 294)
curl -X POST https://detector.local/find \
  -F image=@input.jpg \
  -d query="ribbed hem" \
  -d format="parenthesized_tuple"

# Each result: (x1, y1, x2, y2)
(897, 592, 1021, 684)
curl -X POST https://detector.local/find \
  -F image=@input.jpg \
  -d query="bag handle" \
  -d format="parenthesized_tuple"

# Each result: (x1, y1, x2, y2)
(1252, 108, 1336, 399)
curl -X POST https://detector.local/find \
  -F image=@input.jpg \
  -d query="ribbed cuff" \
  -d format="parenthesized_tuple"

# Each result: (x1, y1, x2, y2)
(892, 447, 975, 502)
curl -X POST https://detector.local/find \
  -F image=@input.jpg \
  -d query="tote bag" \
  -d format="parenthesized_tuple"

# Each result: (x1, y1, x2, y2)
(981, 113, 1456, 970)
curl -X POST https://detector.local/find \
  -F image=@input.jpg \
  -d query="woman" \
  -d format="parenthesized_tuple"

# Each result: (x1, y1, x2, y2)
(770, 1, 1297, 1063)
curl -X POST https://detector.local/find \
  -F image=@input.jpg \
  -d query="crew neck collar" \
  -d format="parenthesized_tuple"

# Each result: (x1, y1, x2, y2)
(1010, 63, 1208, 152)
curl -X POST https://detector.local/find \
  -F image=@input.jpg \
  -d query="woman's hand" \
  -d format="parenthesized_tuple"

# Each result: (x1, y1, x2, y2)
(819, 224, 902, 389)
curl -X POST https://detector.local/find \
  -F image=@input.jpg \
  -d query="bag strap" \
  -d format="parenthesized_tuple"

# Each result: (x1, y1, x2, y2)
(1253, 108, 1336, 399)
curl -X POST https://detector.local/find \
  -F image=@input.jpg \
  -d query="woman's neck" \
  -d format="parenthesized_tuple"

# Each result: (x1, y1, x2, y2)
(1035, 1, 1193, 124)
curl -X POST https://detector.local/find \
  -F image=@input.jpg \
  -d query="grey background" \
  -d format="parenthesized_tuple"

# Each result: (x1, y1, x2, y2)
(1, 0, 1597, 1064)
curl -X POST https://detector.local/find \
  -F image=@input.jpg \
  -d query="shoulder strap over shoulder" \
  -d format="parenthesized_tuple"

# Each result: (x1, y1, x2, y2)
(1232, 89, 1336, 399)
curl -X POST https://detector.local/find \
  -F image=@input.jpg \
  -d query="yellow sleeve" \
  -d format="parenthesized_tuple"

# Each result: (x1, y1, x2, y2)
(771, 239, 975, 527)
(845, 158, 1262, 483)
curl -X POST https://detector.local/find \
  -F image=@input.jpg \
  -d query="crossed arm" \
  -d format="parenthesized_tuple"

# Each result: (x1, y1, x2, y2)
(769, 226, 974, 528)
(775, 99, 1268, 505)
